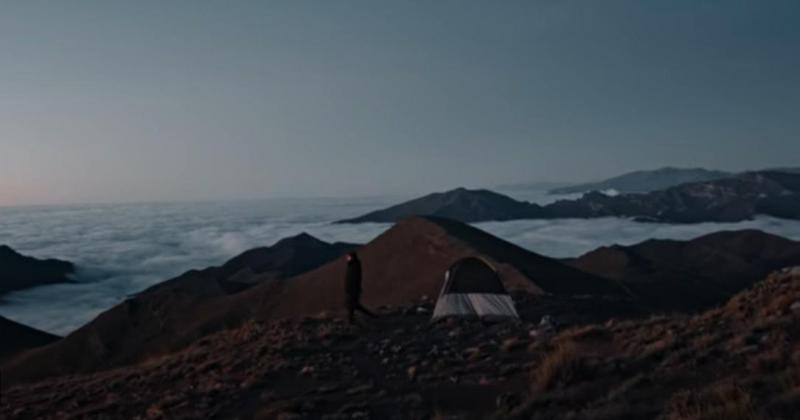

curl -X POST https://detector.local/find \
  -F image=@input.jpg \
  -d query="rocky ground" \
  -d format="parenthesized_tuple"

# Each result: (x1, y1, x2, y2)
(1, 298, 544, 420)
(4, 269, 800, 419)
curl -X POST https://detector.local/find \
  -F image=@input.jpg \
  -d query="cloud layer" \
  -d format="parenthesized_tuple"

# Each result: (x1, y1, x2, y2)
(2, 190, 800, 335)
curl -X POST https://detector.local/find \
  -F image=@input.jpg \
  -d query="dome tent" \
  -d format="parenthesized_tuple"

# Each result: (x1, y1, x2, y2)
(432, 257, 519, 320)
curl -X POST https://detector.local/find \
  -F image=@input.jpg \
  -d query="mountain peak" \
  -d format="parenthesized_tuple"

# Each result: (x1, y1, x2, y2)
(336, 188, 541, 224)
(0, 244, 21, 257)
(274, 232, 326, 248)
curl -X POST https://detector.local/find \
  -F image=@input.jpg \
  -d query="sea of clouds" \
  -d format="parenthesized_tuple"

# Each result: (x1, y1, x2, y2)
(2, 188, 800, 335)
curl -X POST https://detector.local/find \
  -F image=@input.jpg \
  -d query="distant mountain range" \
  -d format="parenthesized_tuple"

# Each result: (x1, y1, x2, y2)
(0, 245, 74, 295)
(548, 167, 731, 195)
(547, 166, 800, 195)
(337, 170, 800, 224)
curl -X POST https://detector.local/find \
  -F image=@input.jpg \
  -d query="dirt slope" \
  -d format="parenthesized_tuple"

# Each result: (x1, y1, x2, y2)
(0, 316, 59, 363)
(570, 229, 800, 311)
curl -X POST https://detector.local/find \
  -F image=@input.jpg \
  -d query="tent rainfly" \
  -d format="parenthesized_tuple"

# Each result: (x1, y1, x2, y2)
(432, 257, 519, 320)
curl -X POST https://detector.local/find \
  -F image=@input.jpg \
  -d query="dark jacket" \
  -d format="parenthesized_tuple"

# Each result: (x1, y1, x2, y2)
(345, 257, 362, 297)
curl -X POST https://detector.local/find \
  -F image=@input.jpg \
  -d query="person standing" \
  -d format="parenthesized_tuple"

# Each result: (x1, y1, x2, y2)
(344, 251, 376, 323)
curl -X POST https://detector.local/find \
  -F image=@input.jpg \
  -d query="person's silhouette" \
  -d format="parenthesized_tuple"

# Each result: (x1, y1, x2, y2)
(344, 252, 376, 323)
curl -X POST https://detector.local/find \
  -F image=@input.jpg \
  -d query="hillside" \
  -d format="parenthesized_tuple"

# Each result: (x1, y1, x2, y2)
(1, 217, 623, 385)
(0, 316, 59, 363)
(569, 229, 800, 311)
(237, 216, 625, 322)
(143, 233, 357, 295)
(0, 233, 356, 383)
(4, 268, 800, 419)
(0, 245, 74, 295)
(549, 167, 731, 195)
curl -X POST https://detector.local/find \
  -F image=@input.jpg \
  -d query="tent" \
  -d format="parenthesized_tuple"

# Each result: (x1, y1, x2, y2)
(432, 257, 519, 320)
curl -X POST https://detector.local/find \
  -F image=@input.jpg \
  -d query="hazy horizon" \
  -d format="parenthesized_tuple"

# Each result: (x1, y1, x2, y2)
(2, 1, 799, 206)
(0, 164, 792, 209)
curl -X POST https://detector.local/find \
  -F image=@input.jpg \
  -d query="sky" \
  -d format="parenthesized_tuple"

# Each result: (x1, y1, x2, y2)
(1, 1, 799, 206)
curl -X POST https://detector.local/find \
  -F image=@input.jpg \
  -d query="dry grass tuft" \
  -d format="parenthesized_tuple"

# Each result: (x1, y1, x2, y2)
(666, 382, 758, 420)
(532, 341, 588, 392)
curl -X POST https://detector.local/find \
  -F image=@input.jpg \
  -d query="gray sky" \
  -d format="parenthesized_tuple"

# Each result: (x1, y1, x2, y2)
(1, 1, 799, 206)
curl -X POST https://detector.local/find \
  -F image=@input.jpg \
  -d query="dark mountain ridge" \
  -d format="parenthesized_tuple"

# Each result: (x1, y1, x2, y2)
(0, 233, 356, 383)
(568, 229, 800, 311)
(548, 166, 731, 195)
(0, 316, 59, 363)
(336, 188, 541, 224)
(338, 171, 800, 224)
(0, 245, 74, 295)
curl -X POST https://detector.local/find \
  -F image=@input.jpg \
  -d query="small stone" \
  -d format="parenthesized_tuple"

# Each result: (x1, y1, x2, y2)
(299, 365, 315, 375)
(499, 364, 521, 376)
(790, 301, 800, 314)
(501, 337, 523, 352)
(407, 366, 418, 381)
